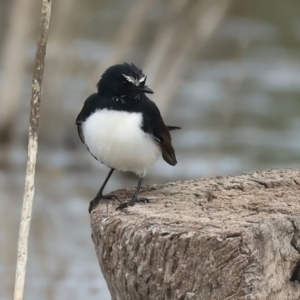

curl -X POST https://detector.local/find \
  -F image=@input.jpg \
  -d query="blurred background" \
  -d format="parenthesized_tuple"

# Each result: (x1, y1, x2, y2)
(1, 0, 300, 299)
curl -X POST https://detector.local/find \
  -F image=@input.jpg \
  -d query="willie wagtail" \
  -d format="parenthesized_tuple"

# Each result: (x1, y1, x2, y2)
(76, 63, 180, 213)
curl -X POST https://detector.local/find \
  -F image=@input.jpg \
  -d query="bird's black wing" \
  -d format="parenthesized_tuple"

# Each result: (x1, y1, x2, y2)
(142, 98, 179, 166)
(75, 93, 101, 144)
(76, 124, 85, 144)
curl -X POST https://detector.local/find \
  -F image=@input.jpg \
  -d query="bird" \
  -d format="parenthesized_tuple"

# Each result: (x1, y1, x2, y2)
(76, 63, 180, 213)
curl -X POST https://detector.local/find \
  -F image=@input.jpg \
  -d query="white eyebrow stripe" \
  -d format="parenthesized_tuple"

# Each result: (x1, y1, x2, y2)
(139, 76, 146, 83)
(122, 74, 145, 86)
(122, 74, 135, 83)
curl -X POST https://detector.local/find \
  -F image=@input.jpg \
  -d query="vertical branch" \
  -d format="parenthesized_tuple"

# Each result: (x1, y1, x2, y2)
(145, 0, 231, 114)
(88, 0, 156, 93)
(13, 1, 52, 300)
(0, 0, 35, 141)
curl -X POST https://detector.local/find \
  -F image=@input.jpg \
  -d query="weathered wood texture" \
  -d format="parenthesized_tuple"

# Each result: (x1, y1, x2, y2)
(91, 169, 300, 300)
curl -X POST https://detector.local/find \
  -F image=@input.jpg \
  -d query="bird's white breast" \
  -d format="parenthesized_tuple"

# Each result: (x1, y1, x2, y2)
(82, 109, 161, 175)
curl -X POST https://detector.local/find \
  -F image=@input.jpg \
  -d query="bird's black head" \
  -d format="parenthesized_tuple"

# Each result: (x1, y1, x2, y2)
(97, 63, 153, 98)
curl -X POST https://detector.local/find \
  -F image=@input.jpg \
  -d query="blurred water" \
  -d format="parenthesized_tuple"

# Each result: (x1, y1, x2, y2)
(1, 2, 300, 300)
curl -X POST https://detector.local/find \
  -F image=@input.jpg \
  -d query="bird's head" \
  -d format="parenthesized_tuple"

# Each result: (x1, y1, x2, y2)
(97, 63, 153, 97)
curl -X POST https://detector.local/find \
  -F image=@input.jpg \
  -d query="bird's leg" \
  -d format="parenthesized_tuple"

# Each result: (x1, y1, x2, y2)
(116, 176, 149, 210)
(89, 168, 119, 213)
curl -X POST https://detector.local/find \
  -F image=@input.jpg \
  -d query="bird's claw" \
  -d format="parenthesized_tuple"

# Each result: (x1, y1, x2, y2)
(89, 194, 119, 213)
(105, 195, 119, 201)
(116, 198, 149, 210)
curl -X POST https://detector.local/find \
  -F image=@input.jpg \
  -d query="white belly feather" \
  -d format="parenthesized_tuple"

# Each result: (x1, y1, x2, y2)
(82, 109, 161, 175)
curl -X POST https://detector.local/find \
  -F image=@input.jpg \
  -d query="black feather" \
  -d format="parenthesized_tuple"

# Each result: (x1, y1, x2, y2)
(167, 126, 181, 131)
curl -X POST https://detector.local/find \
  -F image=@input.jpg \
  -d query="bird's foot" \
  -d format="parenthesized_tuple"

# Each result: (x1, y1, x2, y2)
(116, 197, 149, 210)
(89, 194, 119, 214)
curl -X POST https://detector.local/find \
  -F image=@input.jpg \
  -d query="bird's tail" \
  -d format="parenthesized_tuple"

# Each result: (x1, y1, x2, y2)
(167, 125, 181, 131)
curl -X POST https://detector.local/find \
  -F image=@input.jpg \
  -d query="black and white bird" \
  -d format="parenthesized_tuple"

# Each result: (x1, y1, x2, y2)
(76, 63, 180, 213)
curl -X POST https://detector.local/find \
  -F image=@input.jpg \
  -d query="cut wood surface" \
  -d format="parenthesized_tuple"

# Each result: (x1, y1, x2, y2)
(91, 168, 300, 300)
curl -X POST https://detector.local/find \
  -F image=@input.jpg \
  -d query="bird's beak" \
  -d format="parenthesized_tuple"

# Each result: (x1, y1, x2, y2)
(140, 86, 154, 94)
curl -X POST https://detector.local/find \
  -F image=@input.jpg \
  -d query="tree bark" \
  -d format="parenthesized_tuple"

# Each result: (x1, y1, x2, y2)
(91, 168, 300, 300)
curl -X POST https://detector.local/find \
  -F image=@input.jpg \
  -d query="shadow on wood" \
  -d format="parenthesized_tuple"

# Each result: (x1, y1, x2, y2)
(91, 169, 300, 300)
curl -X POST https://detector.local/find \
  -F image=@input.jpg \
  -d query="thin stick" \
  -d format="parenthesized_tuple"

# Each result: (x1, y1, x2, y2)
(13, 1, 52, 300)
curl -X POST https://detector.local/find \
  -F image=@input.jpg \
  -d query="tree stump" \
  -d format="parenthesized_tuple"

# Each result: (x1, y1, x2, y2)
(91, 169, 300, 300)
